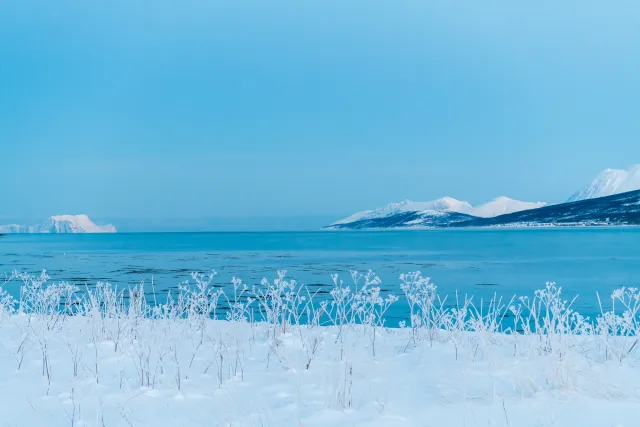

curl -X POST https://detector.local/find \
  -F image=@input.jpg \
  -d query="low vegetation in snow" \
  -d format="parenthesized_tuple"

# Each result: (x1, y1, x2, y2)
(0, 270, 638, 426)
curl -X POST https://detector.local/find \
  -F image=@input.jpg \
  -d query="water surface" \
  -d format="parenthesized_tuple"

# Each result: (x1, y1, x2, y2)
(2, 229, 639, 321)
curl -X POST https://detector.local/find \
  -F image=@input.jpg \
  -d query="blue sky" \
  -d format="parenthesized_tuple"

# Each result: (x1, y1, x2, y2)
(2, 0, 640, 229)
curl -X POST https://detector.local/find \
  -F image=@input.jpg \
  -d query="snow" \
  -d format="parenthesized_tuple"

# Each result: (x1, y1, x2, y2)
(0, 215, 116, 233)
(45, 215, 116, 233)
(468, 196, 547, 218)
(567, 165, 640, 202)
(1, 316, 638, 427)
(618, 164, 640, 194)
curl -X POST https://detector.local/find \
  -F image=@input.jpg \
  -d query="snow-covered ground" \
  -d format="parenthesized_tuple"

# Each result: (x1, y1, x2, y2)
(0, 271, 639, 427)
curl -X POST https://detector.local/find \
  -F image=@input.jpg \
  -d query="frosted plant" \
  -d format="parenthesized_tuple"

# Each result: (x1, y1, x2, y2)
(511, 282, 579, 358)
(326, 274, 354, 360)
(178, 271, 223, 372)
(440, 292, 471, 360)
(350, 270, 398, 357)
(0, 285, 16, 320)
(14, 271, 79, 394)
(467, 293, 514, 344)
(18, 270, 77, 325)
(225, 277, 254, 323)
(253, 270, 305, 338)
(399, 272, 447, 347)
(80, 282, 128, 351)
(0, 271, 17, 319)
(595, 287, 640, 361)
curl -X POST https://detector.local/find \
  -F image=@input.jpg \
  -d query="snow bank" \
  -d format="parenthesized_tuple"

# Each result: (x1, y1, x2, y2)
(1, 316, 638, 427)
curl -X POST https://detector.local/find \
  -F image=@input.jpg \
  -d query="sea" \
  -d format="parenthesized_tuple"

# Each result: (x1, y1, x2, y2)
(2, 228, 640, 323)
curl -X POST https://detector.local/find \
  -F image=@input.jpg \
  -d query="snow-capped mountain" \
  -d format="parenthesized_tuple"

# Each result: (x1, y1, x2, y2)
(329, 196, 546, 228)
(329, 190, 640, 229)
(465, 189, 640, 227)
(330, 197, 473, 226)
(567, 165, 640, 202)
(0, 215, 116, 234)
(468, 197, 547, 218)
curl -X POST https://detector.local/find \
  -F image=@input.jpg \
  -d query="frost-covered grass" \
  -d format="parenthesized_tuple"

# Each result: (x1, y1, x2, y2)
(0, 270, 639, 426)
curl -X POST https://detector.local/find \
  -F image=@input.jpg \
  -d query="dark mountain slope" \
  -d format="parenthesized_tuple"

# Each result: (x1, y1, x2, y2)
(459, 189, 640, 227)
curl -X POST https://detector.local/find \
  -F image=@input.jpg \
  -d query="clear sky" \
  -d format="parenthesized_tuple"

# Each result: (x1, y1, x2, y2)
(2, 0, 640, 230)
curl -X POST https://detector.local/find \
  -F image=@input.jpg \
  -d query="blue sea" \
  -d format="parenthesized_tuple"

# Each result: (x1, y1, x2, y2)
(2, 229, 640, 322)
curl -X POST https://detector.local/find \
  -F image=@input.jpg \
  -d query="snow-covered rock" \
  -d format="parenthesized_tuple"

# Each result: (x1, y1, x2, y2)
(468, 197, 547, 218)
(0, 215, 116, 234)
(567, 165, 640, 202)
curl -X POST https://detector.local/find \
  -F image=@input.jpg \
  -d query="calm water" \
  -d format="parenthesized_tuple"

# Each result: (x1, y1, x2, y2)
(1, 229, 639, 322)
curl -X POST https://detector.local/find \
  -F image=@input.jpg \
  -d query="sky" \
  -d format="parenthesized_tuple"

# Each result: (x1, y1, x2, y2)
(1, 0, 640, 230)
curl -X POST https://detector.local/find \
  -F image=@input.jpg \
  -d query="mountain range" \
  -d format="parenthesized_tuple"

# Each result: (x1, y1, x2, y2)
(0, 215, 116, 234)
(328, 165, 640, 229)
(3, 165, 640, 233)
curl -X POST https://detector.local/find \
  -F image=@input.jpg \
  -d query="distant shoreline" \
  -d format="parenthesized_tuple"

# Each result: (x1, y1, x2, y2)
(2, 225, 640, 235)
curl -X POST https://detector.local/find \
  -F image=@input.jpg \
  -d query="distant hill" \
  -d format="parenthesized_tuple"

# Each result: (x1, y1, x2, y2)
(328, 190, 640, 229)
(0, 215, 116, 233)
(460, 189, 640, 227)
(328, 196, 545, 229)
(328, 210, 477, 229)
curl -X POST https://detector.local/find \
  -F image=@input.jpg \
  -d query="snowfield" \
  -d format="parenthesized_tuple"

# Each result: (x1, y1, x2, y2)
(0, 270, 639, 427)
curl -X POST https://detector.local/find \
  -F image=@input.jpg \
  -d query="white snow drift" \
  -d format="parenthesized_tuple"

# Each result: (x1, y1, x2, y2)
(0, 214, 116, 233)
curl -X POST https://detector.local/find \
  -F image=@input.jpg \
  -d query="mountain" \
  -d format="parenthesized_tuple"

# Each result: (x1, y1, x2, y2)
(463, 189, 640, 227)
(329, 190, 640, 229)
(328, 196, 546, 229)
(468, 197, 547, 218)
(329, 209, 477, 229)
(329, 197, 473, 226)
(567, 165, 640, 202)
(0, 215, 116, 234)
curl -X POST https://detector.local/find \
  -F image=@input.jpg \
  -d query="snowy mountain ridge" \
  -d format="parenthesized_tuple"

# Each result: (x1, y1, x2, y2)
(330, 164, 640, 229)
(330, 196, 546, 227)
(0, 215, 116, 234)
(567, 165, 640, 202)
(468, 197, 547, 218)
(330, 197, 473, 226)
